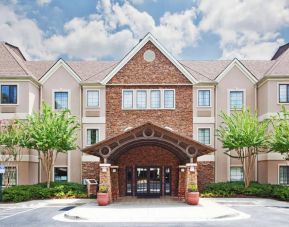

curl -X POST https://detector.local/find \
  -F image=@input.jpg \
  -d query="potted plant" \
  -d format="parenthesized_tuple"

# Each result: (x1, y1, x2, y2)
(97, 185, 109, 206)
(187, 184, 199, 205)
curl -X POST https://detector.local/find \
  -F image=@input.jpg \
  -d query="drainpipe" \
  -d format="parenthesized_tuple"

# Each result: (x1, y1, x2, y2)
(38, 84, 43, 183)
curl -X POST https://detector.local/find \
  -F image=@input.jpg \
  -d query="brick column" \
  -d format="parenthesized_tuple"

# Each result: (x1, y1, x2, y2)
(99, 164, 112, 202)
(185, 163, 198, 199)
(178, 165, 186, 199)
(110, 166, 119, 201)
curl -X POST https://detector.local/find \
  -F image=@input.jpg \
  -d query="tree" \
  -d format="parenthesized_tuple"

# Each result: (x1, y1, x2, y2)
(217, 109, 269, 188)
(269, 106, 289, 160)
(21, 103, 79, 188)
(0, 120, 25, 186)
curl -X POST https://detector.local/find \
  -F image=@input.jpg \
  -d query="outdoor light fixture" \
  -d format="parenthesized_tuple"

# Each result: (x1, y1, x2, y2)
(112, 168, 117, 173)
(181, 168, 185, 172)
(190, 166, 196, 172)
(101, 167, 107, 173)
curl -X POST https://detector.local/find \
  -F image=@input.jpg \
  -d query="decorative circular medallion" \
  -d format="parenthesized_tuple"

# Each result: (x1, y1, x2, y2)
(143, 50, 155, 62)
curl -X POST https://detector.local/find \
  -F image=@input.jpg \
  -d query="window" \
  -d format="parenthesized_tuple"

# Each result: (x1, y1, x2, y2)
(164, 90, 175, 108)
(87, 129, 99, 145)
(1, 85, 17, 104)
(198, 90, 210, 107)
(136, 90, 147, 109)
(150, 90, 161, 108)
(123, 90, 133, 109)
(1, 166, 17, 186)
(87, 90, 99, 107)
(279, 84, 289, 103)
(230, 91, 244, 109)
(198, 128, 210, 145)
(230, 167, 243, 182)
(279, 166, 289, 185)
(54, 91, 68, 110)
(54, 167, 68, 182)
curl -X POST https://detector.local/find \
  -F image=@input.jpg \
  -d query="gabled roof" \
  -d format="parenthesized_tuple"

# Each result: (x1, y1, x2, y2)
(39, 59, 82, 84)
(101, 33, 198, 84)
(215, 58, 259, 84)
(271, 43, 289, 60)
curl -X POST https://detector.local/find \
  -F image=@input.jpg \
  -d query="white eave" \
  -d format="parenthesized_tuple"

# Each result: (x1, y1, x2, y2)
(101, 33, 198, 85)
(39, 59, 82, 84)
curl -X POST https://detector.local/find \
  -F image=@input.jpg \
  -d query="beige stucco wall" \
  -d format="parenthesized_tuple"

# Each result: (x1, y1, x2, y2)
(215, 65, 256, 182)
(258, 160, 289, 184)
(82, 86, 106, 118)
(193, 86, 215, 118)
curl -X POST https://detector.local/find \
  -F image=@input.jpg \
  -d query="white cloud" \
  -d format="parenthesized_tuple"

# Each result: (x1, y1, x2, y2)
(128, 0, 156, 5)
(198, 0, 289, 59)
(36, 0, 52, 6)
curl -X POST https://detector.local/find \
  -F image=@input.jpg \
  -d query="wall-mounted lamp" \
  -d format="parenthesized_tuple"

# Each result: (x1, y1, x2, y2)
(181, 168, 185, 172)
(190, 166, 196, 172)
(101, 167, 108, 172)
(112, 168, 117, 173)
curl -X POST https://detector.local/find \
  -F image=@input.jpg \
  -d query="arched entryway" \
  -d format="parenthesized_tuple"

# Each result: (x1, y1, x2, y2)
(82, 122, 215, 202)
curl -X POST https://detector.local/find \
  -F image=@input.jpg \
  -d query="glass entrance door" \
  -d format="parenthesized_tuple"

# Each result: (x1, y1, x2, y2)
(136, 167, 161, 196)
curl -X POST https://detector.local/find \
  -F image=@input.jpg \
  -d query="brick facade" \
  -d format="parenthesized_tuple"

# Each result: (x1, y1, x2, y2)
(117, 145, 180, 197)
(81, 162, 99, 180)
(197, 161, 215, 192)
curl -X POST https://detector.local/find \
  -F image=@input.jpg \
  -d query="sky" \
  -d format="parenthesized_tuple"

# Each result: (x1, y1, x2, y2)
(0, 0, 289, 61)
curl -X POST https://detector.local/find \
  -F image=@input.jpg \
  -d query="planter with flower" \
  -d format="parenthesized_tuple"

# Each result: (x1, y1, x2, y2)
(97, 185, 109, 206)
(187, 184, 199, 205)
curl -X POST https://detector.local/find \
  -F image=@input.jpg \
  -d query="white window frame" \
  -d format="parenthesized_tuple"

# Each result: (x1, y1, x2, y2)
(230, 165, 244, 182)
(150, 89, 161, 109)
(227, 89, 246, 112)
(1, 165, 18, 186)
(0, 83, 19, 106)
(278, 164, 289, 185)
(52, 89, 71, 110)
(52, 165, 68, 182)
(136, 90, 147, 109)
(197, 89, 211, 107)
(197, 127, 211, 145)
(122, 89, 134, 110)
(163, 89, 176, 109)
(85, 127, 100, 146)
(86, 89, 100, 108)
(277, 83, 289, 104)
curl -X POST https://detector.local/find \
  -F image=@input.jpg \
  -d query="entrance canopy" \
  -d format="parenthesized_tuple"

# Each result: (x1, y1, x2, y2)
(82, 122, 215, 164)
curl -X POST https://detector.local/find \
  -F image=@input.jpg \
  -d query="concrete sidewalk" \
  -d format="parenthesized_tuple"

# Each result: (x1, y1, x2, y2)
(58, 197, 249, 222)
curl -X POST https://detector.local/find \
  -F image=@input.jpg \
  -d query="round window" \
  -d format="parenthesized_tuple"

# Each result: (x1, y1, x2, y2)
(143, 50, 155, 62)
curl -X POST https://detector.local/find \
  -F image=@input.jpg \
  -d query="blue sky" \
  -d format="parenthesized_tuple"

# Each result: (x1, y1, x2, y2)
(0, 0, 289, 60)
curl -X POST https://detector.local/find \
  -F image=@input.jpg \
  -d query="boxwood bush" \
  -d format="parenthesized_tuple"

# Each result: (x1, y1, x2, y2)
(3, 182, 87, 202)
(202, 182, 289, 201)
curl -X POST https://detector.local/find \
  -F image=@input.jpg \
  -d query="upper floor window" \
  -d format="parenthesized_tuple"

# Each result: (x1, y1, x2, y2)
(87, 90, 99, 107)
(279, 166, 289, 185)
(150, 90, 161, 108)
(123, 90, 133, 109)
(136, 90, 147, 109)
(1, 85, 17, 104)
(198, 128, 210, 145)
(87, 128, 99, 145)
(164, 90, 175, 109)
(54, 91, 68, 110)
(122, 89, 175, 110)
(198, 90, 210, 107)
(279, 84, 289, 103)
(230, 91, 244, 110)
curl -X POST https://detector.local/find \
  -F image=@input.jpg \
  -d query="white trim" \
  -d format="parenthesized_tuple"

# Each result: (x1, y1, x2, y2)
(197, 89, 212, 107)
(258, 153, 287, 161)
(163, 89, 176, 109)
(39, 59, 81, 84)
(197, 154, 215, 162)
(258, 77, 289, 88)
(193, 117, 215, 124)
(81, 155, 100, 162)
(227, 89, 246, 113)
(0, 83, 19, 106)
(52, 89, 71, 110)
(86, 89, 100, 108)
(122, 89, 134, 110)
(84, 126, 101, 147)
(277, 82, 289, 104)
(0, 113, 29, 119)
(216, 59, 258, 84)
(196, 127, 212, 146)
(82, 117, 106, 124)
(52, 165, 69, 182)
(101, 33, 197, 84)
(0, 155, 39, 163)
(278, 164, 289, 185)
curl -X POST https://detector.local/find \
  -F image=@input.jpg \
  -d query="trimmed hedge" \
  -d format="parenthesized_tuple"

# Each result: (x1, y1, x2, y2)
(3, 182, 87, 202)
(202, 182, 289, 201)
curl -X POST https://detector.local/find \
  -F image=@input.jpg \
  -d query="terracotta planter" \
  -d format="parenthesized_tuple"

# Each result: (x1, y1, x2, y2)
(187, 192, 199, 205)
(97, 193, 109, 206)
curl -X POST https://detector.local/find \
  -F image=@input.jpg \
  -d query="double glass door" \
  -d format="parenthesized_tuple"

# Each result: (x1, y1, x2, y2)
(136, 167, 161, 196)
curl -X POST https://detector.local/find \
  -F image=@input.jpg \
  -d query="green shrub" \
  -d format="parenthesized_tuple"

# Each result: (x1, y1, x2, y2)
(187, 184, 198, 192)
(3, 182, 87, 202)
(202, 182, 289, 201)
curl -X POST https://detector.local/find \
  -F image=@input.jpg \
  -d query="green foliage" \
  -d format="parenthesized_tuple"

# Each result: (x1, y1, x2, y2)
(2, 182, 87, 202)
(98, 185, 108, 193)
(217, 109, 269, 151)
(269, 106, 289, 159)
(187, 184, 198, 192)
(202, 182, 289, 201)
